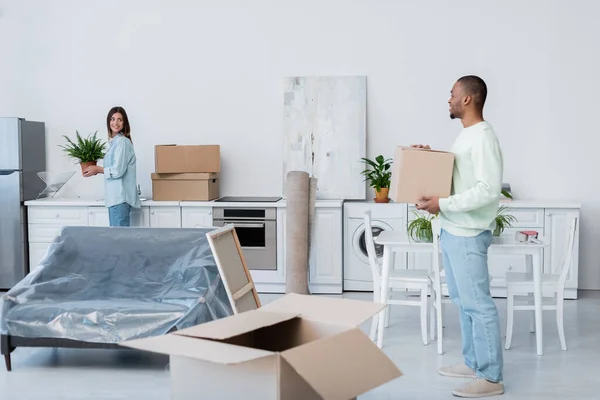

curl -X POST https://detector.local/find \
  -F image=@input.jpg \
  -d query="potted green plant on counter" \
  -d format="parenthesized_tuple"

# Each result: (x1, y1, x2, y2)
(493, 205, 517, 237)
(407, 211, 437, 243)
(59, 131, 106, 173)
(360, 155, 393, 203)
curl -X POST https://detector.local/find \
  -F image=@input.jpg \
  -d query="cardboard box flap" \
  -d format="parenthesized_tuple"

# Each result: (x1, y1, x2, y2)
(397, 145, 452, 155)
(173, 310, 300, 341)
(121, 332, 275, 365)
(281, 328, 402, 399)
(259, 293, 384, 327)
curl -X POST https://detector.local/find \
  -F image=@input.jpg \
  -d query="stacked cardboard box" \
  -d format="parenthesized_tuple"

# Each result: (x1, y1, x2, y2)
(151, 145, 220, 201)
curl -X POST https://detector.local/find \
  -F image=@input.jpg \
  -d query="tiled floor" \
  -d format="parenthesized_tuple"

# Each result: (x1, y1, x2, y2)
(1, 290, 599, 399)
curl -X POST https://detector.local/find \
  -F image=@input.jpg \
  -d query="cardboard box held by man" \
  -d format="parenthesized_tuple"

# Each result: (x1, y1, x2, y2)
(389, 145, 454, 204)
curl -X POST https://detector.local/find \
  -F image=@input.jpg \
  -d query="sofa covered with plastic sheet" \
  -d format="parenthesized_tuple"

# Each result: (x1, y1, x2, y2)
(1, 226, 233, 371)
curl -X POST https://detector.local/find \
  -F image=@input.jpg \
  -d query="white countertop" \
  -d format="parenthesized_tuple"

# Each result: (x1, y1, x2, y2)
(407, 199, 582, 209)
(23, 198, 580, 209)
(24, 198, 180, 207)
(25, 198, 105, 206)
(497, 199, 581, 209)
(24, 198, 346, 208)
(180, 200, 285, 208)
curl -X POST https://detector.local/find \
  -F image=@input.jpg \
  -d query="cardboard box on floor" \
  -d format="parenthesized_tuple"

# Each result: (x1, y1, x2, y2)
(151, 172, 219, 201)
(155, 144, 220, 173)
(121, 294, 402, 400)
(389, 146, 454, 204)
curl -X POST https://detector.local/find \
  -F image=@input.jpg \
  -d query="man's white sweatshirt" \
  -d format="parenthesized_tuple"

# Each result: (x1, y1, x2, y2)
(439, 120, 504, 237)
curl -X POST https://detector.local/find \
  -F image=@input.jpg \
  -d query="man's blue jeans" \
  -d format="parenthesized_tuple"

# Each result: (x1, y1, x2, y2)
(440, 228, 504, 383)
(108, 202, 131, 227)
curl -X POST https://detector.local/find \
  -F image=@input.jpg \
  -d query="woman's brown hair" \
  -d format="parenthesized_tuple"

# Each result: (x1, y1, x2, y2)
(106, 106, 132, 142)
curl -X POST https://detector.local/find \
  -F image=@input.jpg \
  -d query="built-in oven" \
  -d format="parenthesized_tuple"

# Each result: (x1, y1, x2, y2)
(212, 207, 277, 270)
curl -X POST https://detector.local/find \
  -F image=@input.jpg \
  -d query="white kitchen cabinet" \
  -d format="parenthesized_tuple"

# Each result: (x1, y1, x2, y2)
(28, 224, 67, 243)
(28, 206, 88, 226)
(88, 207, 110, 226)
(88, 206, 150, 227)
(309, 207, 343, 294)
(505, 208, 545, 227)
(27, 205, 88, 272)
(131, 207, 151, 227)
(29, 242, 52, 271)
(276, 207, 287, 282)
(181, 207, 213, 228)
(150, 206, 181, 227)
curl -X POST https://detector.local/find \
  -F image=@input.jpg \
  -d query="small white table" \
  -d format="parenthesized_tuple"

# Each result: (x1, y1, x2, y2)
(374, 231, 549, 355)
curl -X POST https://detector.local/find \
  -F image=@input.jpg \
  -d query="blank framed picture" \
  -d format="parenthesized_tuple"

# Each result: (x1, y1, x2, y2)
(206, 225, 261, 313)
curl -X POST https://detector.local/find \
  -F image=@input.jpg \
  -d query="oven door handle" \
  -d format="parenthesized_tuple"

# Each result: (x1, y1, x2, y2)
(229, 222, 265, 229)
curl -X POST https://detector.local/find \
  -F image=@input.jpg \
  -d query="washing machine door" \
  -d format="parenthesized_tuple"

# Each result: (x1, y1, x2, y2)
(352, 219, 393, 264)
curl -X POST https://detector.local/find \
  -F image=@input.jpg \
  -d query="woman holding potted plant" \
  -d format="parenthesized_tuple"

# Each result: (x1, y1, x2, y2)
(83, 106, 141, 226)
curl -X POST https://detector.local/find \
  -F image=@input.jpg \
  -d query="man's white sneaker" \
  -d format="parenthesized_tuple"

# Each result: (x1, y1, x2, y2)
(453, 378, 504, 398)
(438, 363, 477, 378)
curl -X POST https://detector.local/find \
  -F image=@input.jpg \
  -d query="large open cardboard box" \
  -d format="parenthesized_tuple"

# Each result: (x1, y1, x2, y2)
(121, 294, 402, 400)
(151, 172, 219, 201)
(389, 146, 454, 204)
(155, 144, 220, 173)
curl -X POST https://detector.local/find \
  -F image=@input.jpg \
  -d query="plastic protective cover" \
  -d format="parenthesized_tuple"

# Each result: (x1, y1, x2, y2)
(0, 226, 233, 343)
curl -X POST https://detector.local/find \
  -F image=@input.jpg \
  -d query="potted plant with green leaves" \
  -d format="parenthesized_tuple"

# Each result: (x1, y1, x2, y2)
(407, 211, 437, 243)
(59, 131, 106, 173)
(360, 155, 393, 203)
(501, 189, 513, 200)
(494, 205, 517, 236)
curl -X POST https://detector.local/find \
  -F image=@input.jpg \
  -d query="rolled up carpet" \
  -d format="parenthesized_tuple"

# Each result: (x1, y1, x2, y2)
(285, 171, 310, 295)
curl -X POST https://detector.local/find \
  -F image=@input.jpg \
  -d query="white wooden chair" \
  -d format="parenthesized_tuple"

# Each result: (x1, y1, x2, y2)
(504, 216, 578, 351)
(364, 210, 431, 346)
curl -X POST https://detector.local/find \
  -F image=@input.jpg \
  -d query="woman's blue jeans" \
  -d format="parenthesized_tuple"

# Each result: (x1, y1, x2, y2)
(108, 202, 131, 227)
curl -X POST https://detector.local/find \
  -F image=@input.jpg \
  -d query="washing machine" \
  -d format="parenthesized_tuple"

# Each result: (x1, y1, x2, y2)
(343, 201, 408, 291)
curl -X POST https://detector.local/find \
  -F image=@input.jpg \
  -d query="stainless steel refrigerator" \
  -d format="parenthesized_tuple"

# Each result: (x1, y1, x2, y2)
(0, 117, 46, 290)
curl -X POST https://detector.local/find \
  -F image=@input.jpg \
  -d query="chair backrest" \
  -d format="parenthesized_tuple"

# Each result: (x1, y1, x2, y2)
(558, 216, 578, 287)
(363, 210, 382, 284)
(430, 218, 443, 289)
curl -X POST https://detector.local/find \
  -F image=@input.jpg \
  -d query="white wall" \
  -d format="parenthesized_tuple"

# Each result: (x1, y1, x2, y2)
(1, 0, 599, 289)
